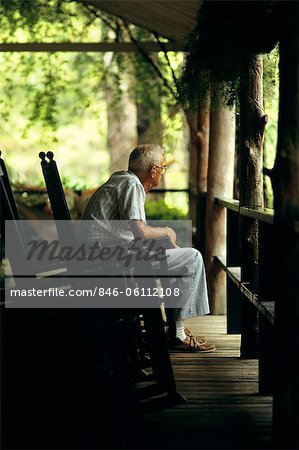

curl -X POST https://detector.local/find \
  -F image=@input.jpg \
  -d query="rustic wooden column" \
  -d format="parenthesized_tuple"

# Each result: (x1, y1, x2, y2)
(272, 3, 299, 448)
(188, 109, 200, 224)
(205, 102, 235, 314)
(187, 101, 210, 251)
(196, 103, 210, 194)
(196, 103, 210, 253)
(239, 54, 267, 357)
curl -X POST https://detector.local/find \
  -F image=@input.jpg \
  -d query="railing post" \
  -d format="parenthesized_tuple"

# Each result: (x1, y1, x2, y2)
(205, 102, 235, 314)
(238, 54, 267, 358)
(227, 208, 242, 334)
(258, 218, 275, 394)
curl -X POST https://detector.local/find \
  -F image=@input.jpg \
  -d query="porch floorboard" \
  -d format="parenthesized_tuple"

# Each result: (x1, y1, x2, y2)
(142, 315, 273, 449)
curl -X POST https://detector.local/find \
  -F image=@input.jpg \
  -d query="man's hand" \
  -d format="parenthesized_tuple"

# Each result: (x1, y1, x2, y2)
(132, 220, 179, 248)
(164, 227, 178, 248)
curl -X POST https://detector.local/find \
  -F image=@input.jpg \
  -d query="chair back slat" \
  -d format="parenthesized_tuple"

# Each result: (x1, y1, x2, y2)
(39, 151, 77, 247)
(0, 151, 31, 279)
(39, 151, 71, 221)
(0, 151, 20, 223)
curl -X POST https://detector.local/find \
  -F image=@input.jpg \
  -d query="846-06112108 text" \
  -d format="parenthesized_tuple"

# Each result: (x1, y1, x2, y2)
(8, 286, 181, 298)
(97, 287, 180, 297)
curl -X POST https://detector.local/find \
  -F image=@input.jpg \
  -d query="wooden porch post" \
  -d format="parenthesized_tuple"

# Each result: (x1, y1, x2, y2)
(238, 54, 267, 358)
(187, 101, 210, 252)
(205, 102, 235, 314)
(272, 3, 299, 447)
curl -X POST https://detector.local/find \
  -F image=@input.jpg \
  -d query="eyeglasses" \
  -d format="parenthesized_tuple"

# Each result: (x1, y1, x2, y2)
(154, 165, 168, 174)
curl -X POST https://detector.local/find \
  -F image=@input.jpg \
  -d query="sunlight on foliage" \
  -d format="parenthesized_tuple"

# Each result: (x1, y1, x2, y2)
(0, 0, 188, 213)
(145, 198, 187, 220)
(263, 45, 279, 209)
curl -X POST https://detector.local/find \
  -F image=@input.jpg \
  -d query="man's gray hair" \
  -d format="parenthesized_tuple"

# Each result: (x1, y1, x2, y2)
(128, 144, 164, 174)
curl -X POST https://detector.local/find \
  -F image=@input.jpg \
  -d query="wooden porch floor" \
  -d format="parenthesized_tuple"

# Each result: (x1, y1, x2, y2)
(142, 315, 273, 449)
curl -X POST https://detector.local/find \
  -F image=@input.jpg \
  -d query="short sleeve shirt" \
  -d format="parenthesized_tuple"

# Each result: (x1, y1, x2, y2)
(81, 171, 146, 241)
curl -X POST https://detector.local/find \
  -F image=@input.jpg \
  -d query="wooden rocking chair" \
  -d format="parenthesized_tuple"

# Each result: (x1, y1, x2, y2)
(38, 150, 185, 409)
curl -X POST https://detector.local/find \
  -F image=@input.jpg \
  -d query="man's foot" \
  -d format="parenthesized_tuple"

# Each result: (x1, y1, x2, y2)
(184, 328, 206, 345)
(171, 335, 216, 353)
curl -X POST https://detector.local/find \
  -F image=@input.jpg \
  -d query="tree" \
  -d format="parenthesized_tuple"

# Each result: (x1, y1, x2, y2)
(0, 0, 187, 197)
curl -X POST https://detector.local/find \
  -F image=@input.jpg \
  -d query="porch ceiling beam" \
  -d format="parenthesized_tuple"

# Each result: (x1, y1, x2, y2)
(0, 42, 184, 52)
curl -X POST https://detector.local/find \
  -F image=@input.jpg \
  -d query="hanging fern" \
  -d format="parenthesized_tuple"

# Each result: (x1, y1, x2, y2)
(178, 0, 280, 110)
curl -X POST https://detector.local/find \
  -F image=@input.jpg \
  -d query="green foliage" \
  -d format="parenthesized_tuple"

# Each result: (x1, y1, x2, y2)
(263, 45, 279, 110)
(60, 174, 94, 191)
(0, 0, 186, 191)
(0, 0, 182, 131)
(0, 0, 95, 39)
(131, 52, 162, 127)
(145, 199, 187, 220)
(263, 45, 279, 209)
(178, 1, 280, 110)
(145, 199, 189, 247)
(0, 0, 106, 131)
(0, 0, 43, 33)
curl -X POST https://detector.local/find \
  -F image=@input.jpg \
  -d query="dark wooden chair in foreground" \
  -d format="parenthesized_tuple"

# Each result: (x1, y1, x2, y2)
(38, 150, 185, 410)
(0, 150, 30, 279)
(1, 150, 141, 449)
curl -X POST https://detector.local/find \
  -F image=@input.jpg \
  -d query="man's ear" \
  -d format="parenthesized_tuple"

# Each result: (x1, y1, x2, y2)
(149, 166, 156, 178)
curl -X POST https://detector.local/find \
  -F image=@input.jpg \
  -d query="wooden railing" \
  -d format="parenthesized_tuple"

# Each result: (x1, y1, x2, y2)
(214, 197, 275, 394)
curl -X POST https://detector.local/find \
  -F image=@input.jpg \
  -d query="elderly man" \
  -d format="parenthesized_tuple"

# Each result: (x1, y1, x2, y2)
(82, 144, 215, 352)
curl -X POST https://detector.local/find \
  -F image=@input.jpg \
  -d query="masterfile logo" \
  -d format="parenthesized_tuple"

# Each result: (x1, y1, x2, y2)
(4, 219, 192, 309)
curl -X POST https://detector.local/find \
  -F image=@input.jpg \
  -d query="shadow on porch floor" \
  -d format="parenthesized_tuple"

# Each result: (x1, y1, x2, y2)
(141, 315, 273, 449)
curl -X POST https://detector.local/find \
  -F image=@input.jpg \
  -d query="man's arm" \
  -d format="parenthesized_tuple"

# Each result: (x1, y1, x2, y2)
(133, 220, 178, 248)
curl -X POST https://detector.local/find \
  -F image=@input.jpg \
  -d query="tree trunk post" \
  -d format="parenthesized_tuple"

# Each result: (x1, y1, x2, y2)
(272, 4, 299, 448)
(205, 101, 235, 315)
(238, 54, 267, 358)
(187, 100, 209, 252)
(105, 77, 138, 173)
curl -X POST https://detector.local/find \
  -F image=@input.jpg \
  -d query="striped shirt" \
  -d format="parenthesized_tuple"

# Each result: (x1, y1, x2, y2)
(81, 170, 146, 241)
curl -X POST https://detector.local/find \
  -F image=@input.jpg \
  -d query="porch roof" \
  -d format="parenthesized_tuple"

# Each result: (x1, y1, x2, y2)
(85, 0, 202, 44)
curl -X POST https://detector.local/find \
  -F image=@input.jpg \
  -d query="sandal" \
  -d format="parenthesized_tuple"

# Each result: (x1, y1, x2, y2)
(171, 335, 216, 353)
(184, 328, 206, 345)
